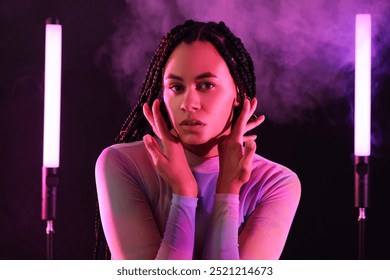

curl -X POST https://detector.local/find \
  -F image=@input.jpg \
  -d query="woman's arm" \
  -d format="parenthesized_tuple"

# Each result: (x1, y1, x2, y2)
(203, 98, 300, 259)
(95, 147, 161, 259)
(238, 173, 301, 259)
(95, 146, 198, 259)
(200, 98, 261, 259)
(202, 172, 301, 260)
(143, 100, 198, 198)
(201, 193, 240, 259)
(156, 194, 197, 259)
(98, 99, 201, 259)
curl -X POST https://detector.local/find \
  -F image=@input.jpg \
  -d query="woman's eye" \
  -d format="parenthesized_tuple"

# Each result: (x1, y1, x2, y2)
(169, 84, 185, 93)
(197, 82, 215, 91)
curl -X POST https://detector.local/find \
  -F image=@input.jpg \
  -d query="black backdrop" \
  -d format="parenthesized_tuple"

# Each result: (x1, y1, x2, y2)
(1, 1, 389, 259)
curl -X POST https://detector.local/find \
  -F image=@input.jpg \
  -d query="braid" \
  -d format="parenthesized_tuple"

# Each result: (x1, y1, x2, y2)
(94, 19, 257, 259)
(217, 21, 256, 100)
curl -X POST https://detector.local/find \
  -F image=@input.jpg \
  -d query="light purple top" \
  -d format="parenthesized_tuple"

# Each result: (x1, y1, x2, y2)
(95, 141, 301, 259)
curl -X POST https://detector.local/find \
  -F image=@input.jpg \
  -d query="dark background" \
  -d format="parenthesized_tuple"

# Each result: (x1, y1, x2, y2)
(1, 1, 389, 260)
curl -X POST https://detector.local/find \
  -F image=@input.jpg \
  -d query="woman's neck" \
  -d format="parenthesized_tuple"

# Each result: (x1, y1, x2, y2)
(183, 144, 220, 173)
(183, 142, 218, 168)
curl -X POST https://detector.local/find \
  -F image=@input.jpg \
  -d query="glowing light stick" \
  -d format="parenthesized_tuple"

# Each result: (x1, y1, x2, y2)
(43, 20, 62, 168)
(354, 14, 371, 157)
(354, 14, 371, 260)
(42, 18, 62, 260)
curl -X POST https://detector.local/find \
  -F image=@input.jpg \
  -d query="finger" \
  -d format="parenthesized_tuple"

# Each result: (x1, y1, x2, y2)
(143, 103, 161, 138)
(248, 97, 258, 118)
(152, 99, 173, 141)
(240, 140, 257, 179)
(243, 114, 265, 134)
(233, 98, 261, 138)
(243, 140, 257, 160)
(243, 134, 257, 142)
(143, 134, 167, 167)
(240, 98, 258, 125)
(232, 98, 251, 137)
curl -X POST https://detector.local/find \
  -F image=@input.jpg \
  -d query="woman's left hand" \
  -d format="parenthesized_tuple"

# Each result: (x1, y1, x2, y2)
(216, 98, 265, 194)
(142, 100, 198, 198)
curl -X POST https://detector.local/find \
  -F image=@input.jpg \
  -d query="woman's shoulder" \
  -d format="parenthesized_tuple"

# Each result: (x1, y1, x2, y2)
(96, 140, 149, 167)
(242, 153, 301, 211)
(100, 140, 146, 154)
(250, 153, 300, 188)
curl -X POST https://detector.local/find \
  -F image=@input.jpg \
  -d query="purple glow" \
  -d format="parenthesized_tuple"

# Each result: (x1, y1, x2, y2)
(43, 23, 62, 167)
(354, 14, 371, 156)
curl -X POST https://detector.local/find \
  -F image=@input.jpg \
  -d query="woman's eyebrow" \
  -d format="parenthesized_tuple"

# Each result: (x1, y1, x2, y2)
(195, 72, 218, 80)
(165, 73, 183, 81)
(165, 72, 219, 81)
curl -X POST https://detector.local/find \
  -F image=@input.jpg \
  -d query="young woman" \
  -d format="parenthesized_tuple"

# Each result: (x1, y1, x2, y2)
(95, 20, 301, 260)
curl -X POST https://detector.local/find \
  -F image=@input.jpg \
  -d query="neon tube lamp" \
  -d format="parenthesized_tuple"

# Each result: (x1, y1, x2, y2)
(354, 14, 371, 157)
(43, 19, 62, 168)
(354, 14, 371, 260)
(42, 18, 62, 260)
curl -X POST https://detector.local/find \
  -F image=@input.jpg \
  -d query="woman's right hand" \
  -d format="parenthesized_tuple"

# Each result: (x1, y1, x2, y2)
(143, 99, 198, 198)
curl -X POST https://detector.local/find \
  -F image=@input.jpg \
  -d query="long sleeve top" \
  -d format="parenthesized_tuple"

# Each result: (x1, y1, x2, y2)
(95, 140, 301, 259)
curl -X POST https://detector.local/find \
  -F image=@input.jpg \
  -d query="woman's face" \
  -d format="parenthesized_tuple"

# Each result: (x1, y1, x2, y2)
(163, 41, 238, 155)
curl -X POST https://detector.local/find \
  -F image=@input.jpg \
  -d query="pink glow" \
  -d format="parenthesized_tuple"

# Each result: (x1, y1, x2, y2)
(43, 23, 62, 167)
(354, 14, 371, 156)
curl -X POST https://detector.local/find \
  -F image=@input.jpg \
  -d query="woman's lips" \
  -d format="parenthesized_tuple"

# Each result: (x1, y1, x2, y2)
(180, 119, 205, 126)
(179, 119, 206, 132)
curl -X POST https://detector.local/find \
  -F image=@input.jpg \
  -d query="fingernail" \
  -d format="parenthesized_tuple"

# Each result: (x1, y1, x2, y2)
(143, 134, 151, 144)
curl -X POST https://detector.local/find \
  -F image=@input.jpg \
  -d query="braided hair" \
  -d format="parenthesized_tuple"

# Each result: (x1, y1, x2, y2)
(94, 19, 257, 259)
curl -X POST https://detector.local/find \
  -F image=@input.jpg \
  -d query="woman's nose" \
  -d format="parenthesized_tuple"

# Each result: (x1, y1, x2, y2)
(180, 89, 200, 112)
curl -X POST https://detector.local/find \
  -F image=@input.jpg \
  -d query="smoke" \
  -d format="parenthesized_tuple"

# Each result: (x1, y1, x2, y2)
(96, 0, 390, 124)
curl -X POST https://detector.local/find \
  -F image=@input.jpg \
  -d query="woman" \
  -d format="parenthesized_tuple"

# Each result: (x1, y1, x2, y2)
(95, 20, 301, 260)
